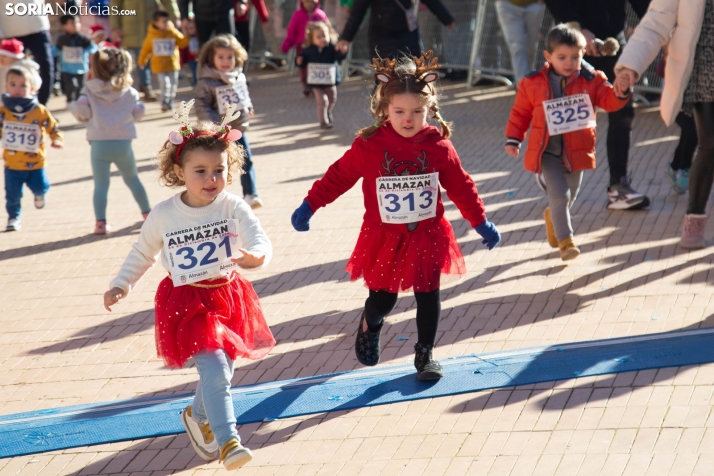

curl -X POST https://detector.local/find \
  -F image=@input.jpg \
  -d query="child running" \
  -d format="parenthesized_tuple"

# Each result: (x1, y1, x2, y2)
(194, 35, 262, 209)
(505, 24, 630, 261)
(138, 10, 188, 111)
(69, 47, 152, 235)
(290, 51, 501, 380)
(1, 67, 63, 231)
(103, 100, 275, 470)
(281, 0, 329, 97)
(53, 15, 98, 103)
(296, 21, 346, 129)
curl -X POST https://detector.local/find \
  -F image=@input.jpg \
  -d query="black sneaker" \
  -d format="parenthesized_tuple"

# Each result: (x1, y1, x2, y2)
(414, 343, 444, 381)
(355, 312, 381, 366)
(607, 176, 650, 210)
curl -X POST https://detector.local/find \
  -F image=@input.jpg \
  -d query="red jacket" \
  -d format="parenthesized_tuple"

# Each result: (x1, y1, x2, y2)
(305, 123, 487, 232)
(505, 62, 629, 173)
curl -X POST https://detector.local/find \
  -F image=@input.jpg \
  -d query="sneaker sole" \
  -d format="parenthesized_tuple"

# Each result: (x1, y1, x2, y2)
(417, 370, 444, 381)
(181, 410, 218, 461)
(606, 196, 648, 210)
(224, 450, 253, 470)
(679, 240, 706, 250)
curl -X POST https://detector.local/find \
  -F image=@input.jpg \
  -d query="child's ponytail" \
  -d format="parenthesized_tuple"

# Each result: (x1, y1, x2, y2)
(430, 104, 452, 139)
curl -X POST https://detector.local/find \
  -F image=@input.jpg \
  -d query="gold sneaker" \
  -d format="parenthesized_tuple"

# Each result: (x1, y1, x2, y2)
(220, 438, 253, 470)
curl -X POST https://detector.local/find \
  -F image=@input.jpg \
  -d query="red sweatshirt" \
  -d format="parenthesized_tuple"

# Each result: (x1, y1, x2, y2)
(305, 123, 487, 232)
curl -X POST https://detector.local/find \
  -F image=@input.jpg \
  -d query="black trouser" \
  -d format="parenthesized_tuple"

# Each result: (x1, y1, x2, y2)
(585, 54, 634, 186)
(16, 30, 53, 105)
(60, 72, 84, 102)
(370, 29, 423, 60)
(196, 15, 233, 46)
(363, 289, 441, 347)
(688, 102, 714, 214)
(235, 20, 250, 52)
(672, 112, 698, 171)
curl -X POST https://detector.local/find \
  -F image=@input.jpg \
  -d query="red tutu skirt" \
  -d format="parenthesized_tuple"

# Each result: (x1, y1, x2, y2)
(346, 216, 466, 293)
(154, 272, 276, 368)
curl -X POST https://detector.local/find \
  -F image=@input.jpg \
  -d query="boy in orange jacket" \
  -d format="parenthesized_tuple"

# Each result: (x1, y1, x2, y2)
(505, 23, 631, 261)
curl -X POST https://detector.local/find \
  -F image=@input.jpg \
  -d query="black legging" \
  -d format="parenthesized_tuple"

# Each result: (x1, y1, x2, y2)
(364, 289, 441, 346)
(672, 111, 698, 171)
(688, 102, 714, 214)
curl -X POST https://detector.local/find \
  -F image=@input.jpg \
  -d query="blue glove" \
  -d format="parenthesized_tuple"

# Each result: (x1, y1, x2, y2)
(475, 220, 501, 250)
(291, 200, 313, 232)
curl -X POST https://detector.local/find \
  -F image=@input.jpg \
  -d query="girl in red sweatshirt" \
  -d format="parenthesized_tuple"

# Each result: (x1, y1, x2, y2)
(290, 51, 501, 380)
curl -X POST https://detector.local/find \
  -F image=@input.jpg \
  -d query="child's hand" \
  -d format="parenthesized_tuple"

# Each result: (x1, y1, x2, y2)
(104, 287, 126, 311)
(51, 140, 64, 149)
(232, 248, 265, 269)
(296, 56, 304, 65)
(505, 145, 519, 157)
(249, 109, 255, 118)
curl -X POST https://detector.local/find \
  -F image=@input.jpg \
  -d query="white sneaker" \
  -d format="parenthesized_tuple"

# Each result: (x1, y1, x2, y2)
(6, 217, 20, 231)
(181, 406, 219, 461)
(244, 194, 263, 209)
(220, 438, 253, 470)
(34, 195, 45, 209)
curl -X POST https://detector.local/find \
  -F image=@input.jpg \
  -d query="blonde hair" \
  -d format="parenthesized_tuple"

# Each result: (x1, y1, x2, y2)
(157, 121, 245, 187)
(198, 34, 249, 69)
(90, 47, 133, 90)
(302, 21, 336, 49)
(359, 56, 451, 140)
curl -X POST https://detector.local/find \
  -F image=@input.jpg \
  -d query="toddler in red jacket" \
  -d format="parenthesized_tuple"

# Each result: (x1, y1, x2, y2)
(505, 24, 630, 261)
(290, 51, 501, 381)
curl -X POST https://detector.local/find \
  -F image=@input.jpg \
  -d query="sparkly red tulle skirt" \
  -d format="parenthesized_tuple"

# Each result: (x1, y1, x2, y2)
(346, 216, 466, 293)
(154, 272, 275, 369)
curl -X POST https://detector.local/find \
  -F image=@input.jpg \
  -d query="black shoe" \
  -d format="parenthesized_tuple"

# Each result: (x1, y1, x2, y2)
(414, 343, 444, 381)
(355, 312, 381, 366)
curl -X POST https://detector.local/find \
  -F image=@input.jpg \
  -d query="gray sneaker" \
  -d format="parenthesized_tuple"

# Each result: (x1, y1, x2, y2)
(607, 176, 650, 210)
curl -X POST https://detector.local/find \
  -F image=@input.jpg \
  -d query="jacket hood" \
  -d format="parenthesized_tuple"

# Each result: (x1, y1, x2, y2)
(300, 0, 320, 13)
(197, 66, 243, 83)
(84, 78, 129, 102)
(1, 94, 38, 114)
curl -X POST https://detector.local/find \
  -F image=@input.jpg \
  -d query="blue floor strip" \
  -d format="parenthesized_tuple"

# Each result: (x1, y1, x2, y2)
(3, 327, 714, 458)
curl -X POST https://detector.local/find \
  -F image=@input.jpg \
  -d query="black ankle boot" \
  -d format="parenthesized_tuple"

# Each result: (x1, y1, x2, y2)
(355, 312, 382, 366)
(414, 343, 444, 381)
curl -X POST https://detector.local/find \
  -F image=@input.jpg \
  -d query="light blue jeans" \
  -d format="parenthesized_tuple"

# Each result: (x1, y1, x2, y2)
(90, 140, 151, 222)
(129, 47, 151, 87)
(156, 71, 179, 106)
(495, 0, 546, 86)
(192, 349, 240, 447)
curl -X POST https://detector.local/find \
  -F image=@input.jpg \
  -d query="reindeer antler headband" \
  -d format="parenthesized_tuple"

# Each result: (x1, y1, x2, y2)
(168, 100, 243, 163)
(371, 50, 441, 85)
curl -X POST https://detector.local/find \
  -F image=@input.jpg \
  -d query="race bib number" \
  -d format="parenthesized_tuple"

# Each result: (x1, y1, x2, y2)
(163, 219, 240, 287)
(307, 63, 336, 85)
(62, 46, 84, 64)
(215, 79, 250, 114)
(1, 122, 41, 153)
(189, 37, 200, 54)
(377, 173, 438, 224)
(153, 38, 176, 56)
(543, 93, 596, 136)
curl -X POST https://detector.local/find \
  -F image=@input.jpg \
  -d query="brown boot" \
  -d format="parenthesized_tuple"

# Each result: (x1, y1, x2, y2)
(543, 207, 558, 248)
(558, 237, 580, 261)
(140, 84, 157, 102)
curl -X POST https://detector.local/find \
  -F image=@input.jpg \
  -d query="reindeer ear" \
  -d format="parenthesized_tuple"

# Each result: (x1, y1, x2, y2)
(375, 73, 391, 83)
(421, 72, 439, 83)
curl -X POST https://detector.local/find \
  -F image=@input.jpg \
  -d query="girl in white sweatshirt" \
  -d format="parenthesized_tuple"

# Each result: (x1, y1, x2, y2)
(103, 103, 274, 471)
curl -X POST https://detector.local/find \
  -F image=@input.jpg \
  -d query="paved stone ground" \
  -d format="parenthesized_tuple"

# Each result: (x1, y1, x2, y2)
(2, 68, 714, 476)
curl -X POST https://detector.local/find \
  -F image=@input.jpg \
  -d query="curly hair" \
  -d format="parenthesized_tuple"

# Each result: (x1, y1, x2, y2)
(198, 34, 249, 69)
(358, 56, 451, 140)
(301, 21, 337, 49)
(157, 121, 246, 187)
(90, 47, 133, 90)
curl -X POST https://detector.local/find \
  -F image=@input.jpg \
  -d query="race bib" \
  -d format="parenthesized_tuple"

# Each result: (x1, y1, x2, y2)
(1, 121, 41, 153)
(62, 46, 84, 64)
(543, 93, 596, 136)
(163, 219, 240, 287)
(307, 63, 337, 85)
(377, 173, 439, 224)
(215, 79, 250, 115)
(153, 38, 176, 56)
(189, 37, 200, 54)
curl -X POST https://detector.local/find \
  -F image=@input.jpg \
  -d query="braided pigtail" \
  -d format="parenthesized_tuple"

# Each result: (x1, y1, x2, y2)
(431, 105, 452, 139)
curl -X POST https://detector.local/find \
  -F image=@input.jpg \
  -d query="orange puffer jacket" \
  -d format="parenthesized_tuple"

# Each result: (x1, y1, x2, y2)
(505, 62, 629, 174)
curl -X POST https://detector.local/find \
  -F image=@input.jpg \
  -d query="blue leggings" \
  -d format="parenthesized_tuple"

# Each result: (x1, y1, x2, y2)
(90, 140, 151, 222)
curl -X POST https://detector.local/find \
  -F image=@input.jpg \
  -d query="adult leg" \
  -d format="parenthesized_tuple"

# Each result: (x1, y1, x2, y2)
(687, 102, 714, 215)
(4, 169, 26, 219)
(17, 31, 53, 105)
(313, 87, 328, 124)
(237, 134, 257, 197)
(110, 140, 151, 215)
(196, 20, 216, 46)
(90, 142, 113, 222)
(214, 13, 233, 36)
(494, 0, 529, 85)
(235, 20, 251, 52)
(523, 2, 546, 76)
(192, 350, 239, 447)
(673, 112, 698, 171)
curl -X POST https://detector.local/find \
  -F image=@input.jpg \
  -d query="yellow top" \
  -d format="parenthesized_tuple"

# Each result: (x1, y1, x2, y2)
(0, 104, 63, 171)
(138, 23, 188, 74)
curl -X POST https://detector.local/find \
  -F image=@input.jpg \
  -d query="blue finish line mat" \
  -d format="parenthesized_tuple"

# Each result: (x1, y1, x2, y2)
(4, 327, 714, 458)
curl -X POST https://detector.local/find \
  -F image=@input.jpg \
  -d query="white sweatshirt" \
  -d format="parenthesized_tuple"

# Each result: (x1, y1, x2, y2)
(110, 191, 272, 294)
